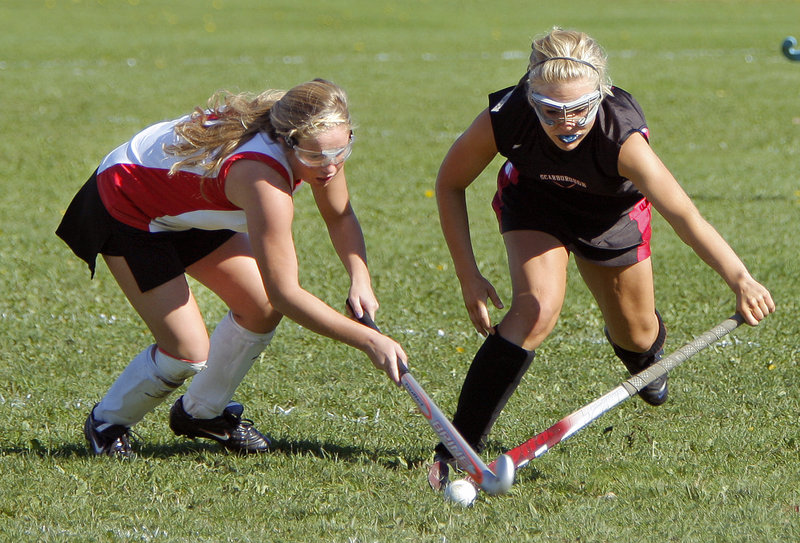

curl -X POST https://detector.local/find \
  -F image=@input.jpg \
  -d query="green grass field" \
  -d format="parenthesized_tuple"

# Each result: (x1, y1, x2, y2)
(2, 0, 799, 541)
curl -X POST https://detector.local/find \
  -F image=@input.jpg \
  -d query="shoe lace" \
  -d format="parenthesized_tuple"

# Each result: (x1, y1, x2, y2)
(221, 406, 257, 432)
(102, 425, 128, 440)
(231, 418, 261, 441)
(100, 425, 138, 455)
(238, 417, 256, 428)
(110, 427, 141, 447)
(220, 405, 268, 446)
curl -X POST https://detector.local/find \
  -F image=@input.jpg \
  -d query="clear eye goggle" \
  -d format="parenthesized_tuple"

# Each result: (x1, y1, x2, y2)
(529, 90, 602, 127)
(291, 133, 354, 168)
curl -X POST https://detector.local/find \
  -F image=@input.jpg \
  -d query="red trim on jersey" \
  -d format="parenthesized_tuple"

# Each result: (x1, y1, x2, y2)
(218, 151, 292, 187)
(492, 162, 520, 223)
(629, 197, 652, 261)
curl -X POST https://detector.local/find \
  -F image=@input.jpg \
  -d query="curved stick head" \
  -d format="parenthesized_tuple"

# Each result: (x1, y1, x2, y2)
(783, 37, 800, 61)
(480, 454, 516, 495)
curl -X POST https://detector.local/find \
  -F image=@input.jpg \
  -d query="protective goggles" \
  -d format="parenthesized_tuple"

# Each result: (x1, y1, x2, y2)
(292, 133, 354, 168)
(529, 89, 602, 127)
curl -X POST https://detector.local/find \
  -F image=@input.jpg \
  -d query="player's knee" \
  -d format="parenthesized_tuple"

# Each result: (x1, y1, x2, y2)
(630, 311, 665, 351)
(504, 298, 560, 350)
(608, 310, 666, 354)
(154, 347, 207, 385)
(229, 305, 282, 335)
(511, 293, 559, 323)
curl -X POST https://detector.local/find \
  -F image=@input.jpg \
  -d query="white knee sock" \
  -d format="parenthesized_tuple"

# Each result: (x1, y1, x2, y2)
(182, 311, 274, 419)
(95, 345, 206, 427)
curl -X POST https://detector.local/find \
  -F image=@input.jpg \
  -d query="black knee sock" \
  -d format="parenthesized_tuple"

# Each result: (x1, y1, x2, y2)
(606, 311, 667, 373)
(435, 331, 534, 458)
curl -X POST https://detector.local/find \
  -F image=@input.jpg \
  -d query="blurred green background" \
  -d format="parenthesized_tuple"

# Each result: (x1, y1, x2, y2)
(1, 1, 798, 541)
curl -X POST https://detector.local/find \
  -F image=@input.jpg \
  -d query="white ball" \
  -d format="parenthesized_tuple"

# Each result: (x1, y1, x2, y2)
(443, 479, 477, 507)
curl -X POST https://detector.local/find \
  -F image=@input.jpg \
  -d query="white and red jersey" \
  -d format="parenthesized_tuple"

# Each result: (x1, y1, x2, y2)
(96, 115, 299, 233)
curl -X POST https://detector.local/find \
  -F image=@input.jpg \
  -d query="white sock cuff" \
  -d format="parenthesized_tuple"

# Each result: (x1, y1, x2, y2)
(221, 310, 275, 347)
(154, 347, 206, 382)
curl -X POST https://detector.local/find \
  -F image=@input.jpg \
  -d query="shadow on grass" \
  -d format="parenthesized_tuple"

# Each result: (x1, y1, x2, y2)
(513, 464, 546, 485)
(144, 436, 429, 471)
(3, 434, 540, 480)
(1, 435, 430, 472)
(0, 438, 217, 459)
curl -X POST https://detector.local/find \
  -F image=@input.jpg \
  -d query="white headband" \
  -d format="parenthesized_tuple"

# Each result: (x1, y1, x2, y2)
(530, 56, 599, 73)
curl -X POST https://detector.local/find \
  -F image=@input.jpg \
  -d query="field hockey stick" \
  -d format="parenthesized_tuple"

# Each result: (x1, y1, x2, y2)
(783, 36, 800, 61)
(485, 313, 745, 473)
(347, 302, 514, 495)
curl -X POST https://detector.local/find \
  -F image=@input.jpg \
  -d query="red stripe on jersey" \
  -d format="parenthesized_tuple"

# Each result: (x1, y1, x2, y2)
(492, 161, 520, 223)
(219, 151, 293, 187)
(628, 197, 652, 261)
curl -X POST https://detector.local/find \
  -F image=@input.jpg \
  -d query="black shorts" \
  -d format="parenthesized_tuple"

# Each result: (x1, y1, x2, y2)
(56, 171, 237, 292)
(491, 162, 651, 267)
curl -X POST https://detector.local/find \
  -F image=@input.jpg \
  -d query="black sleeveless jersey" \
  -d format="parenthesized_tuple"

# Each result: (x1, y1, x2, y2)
(488, 79, 649, 224)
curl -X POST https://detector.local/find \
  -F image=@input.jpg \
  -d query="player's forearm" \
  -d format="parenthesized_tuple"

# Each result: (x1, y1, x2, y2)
(437, 186, 482, 280)
(671, 213, 752, 290)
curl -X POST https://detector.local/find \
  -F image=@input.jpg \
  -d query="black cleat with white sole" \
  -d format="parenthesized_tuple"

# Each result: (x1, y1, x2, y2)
(84, 405, 133, 458)
(169, 396, 271, 454)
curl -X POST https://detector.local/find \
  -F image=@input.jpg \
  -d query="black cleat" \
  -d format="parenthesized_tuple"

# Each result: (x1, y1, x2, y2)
(638, 374, 668, 406)
(606, 325, 669, 406)
(169, 396, 270, 454)
(84, 405, 133, 458)
(623, 362, 669, 406)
